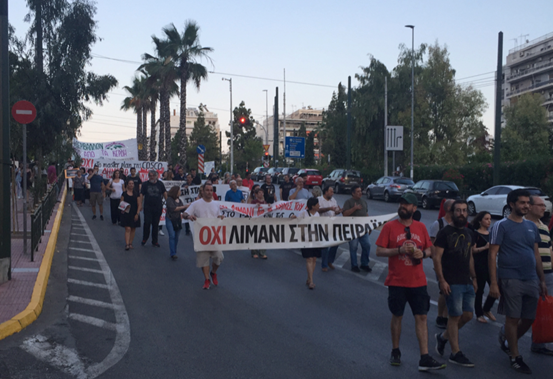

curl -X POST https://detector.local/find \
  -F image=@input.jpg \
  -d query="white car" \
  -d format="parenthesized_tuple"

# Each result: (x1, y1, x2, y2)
(467, 185, 552, 218)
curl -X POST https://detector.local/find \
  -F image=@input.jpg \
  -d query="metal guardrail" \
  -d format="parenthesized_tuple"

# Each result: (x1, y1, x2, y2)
(30, 171, 65, 259)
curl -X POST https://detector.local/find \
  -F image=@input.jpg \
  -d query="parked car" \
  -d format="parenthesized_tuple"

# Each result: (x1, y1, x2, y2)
(410, 180, 460, 209)
(252, 166, 268, 181)
(293, 169, 323, 188)
(366, 176, 414, 202)
(323, 169, 363, 194)
(467, 185, 552, 218)
(280, 167, 300, 183)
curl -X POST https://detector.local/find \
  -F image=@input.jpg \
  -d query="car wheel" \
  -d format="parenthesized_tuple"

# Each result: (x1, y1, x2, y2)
(334, 184, 341, 195)
(502, 205, 511, 219)
(468, 201, 476, 216)
(422, 197, 430, 209)
(384, 191, 391, 202)
(367, 189, 373, 199)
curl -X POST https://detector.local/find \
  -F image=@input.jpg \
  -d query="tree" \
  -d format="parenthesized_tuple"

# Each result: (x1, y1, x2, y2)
(225, 101, 263, 173)
(121, 76, 145, 158)
(319, 84, 347, 167)
(304, 130, 315, 166)
(159, 21, 213, 168)
(186, 111, 219, 170)
(13, 0, 117, 165)
(502, 93, 550, 161)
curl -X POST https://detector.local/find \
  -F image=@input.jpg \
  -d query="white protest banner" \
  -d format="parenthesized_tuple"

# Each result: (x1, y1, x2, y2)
(192, 213, 397, 252)
(74, 138, 139, 160)
(219, 200, 307, 218)
(81, 159, 167, 181)
(204, 161, 215, 175)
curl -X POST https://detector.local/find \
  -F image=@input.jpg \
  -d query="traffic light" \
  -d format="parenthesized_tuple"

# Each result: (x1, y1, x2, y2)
(264, 151, 269, 159)
(239, 116, 247, 126)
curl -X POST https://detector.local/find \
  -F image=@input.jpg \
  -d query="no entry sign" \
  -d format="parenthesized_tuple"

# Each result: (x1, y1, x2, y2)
(11, 100, 37, 124)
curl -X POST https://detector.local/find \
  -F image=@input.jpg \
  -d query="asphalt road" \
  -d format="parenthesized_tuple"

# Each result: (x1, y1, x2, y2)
(0, 190, 549, 378)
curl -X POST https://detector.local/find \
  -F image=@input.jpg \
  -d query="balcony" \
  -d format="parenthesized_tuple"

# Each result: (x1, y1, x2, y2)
(507, 61, 553, 82)
(506, 78, 553, 98)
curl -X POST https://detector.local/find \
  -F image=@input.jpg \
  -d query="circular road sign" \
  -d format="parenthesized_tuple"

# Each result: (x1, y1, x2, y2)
(11, 100, 37, 124)
(263, 161, 269, 168)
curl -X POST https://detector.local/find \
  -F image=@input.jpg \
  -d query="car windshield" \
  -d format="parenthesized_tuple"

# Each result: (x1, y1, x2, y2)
(288, 168, 299, 174)
(394, 179, 414, 185)
(307, 170, 321, 176)
(435, 181, 459, 191)
(345, 171, 360, 178)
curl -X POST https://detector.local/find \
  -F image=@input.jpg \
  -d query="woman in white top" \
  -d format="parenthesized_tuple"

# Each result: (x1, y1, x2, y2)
(292, 197, 321, 290)
(106, 170, 125, 225)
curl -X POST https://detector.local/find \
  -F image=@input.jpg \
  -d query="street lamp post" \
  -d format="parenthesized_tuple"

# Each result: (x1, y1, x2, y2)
(256, 121, 268, 145)
(405, 25, 415, 180)
(263, 89, 268, 145)
(222, 78, 233, 174)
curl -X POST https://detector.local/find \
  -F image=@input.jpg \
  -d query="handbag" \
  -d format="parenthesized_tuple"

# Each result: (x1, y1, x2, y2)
(171, 218, 183, 231)
(532, 295, 553, 344)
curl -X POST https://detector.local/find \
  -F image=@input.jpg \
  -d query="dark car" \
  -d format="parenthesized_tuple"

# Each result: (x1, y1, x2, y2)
(252, 166, 268, 181)
(323, 169, 363, 194)
(279, 167, 300, 183)
(410, 180, 460, 209)
(366, 176, 414, 202)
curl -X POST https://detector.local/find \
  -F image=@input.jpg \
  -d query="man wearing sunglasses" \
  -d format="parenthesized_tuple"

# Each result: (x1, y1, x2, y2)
(376, 193, 444, 371)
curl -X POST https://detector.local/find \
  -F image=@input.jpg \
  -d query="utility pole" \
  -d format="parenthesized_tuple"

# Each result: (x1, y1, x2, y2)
(273, 88, 279, 168)
(405, 25, 415, 180)
(282, 69, 286, 165)
(222, 78, 232, 174)
(384, 76, 388, 176)
(0, 0, 10, 283)
(263, 89, 268, 144)
(493, 32, 504, 186)
(346, 76, 352, 170)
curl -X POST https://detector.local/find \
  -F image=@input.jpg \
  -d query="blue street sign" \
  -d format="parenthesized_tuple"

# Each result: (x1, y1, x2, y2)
(196, 145, 206, 154)
(285, 137, 305, 159)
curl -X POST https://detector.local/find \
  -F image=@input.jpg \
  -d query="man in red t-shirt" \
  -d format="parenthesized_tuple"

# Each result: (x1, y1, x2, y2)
(376, 193, 446, 372)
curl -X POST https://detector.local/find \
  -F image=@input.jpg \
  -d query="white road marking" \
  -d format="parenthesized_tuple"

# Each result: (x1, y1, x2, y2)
(21, 334, 87, 379)
(71, 233, 88, 237)
(367, 260, 387, 281)
(69, 266, 104, 274)
(68, 313, 117, 331)
(70, 239, 93, 244)
(68, 295, 122, 310)
(333, 248, 350, 267)
(68, 278, 108, 289)
(69, 255, 99, 262)
(68, 247, 96, 252)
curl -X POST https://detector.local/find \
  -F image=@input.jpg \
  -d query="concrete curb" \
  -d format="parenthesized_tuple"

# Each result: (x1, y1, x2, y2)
(0, 184, 67, 341)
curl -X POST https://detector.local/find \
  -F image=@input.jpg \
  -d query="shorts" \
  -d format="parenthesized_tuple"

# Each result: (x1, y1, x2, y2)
(388, 286, 430, 317)
(196, 250, 224, 268)
(498, 278, 539, 319)
(90, 192, 103, 207)
(445, 284, 475, 317)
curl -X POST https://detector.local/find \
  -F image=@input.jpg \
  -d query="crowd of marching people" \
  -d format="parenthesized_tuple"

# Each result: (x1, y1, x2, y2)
(68, 162, 552, 374)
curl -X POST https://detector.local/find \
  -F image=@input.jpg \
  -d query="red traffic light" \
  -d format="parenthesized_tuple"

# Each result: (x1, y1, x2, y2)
(264, 152, 269, 157)
(239, 117, 247, 125)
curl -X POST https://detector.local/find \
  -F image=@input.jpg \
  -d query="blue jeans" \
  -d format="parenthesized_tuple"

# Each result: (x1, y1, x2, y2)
(321, 245, 339, 268)
(165, 220, 181, 257)
(349, 233, 370, 268)
(445, 284, 475, 317)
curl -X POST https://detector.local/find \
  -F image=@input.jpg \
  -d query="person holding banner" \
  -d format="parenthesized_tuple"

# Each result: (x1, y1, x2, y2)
(292, 197, 322, 290)
(289, 177, 312, 200)
(375, 193, 444, 371)
(140, 170, 167, 247)
(121, 179, 141, 250)
(166, 186, 188, 261)
(185, 183, 224, 290)
(247, 185, 260, 204)
(318, 186, 342, 272)
(342, 185, 371, 273)
(250, 188, 268, 259)
(106, 170, 125, 225)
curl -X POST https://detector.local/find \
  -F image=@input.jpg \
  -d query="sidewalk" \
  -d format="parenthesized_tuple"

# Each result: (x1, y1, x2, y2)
(0, 184, 67, 340)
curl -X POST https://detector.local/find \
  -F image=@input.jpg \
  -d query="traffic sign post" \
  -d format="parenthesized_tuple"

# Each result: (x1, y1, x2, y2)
(197, 145, 206, 175)
(386, 126, 403, 151)
(12, 101, 37, 263)
(284, 136, 305, 159)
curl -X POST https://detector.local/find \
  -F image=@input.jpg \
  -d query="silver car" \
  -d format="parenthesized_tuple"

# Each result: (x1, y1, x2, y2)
(467, 185, 552, 218)
(366, 176, 415, 202)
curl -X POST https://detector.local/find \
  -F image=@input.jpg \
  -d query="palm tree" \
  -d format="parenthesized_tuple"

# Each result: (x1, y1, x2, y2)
(141, 49, 179, 162)
(121, 76, 144, 158)
(160, 21, 213, 168)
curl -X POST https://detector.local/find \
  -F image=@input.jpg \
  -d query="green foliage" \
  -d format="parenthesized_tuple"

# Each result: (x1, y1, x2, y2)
(304, 131, 315, 166)
(186, 112, 220, 170)
(502, 93, 550, 161)
(319, 84, 347, 167)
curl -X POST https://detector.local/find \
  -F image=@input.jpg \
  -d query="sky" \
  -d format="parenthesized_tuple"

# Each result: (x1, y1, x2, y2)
(8, 0, 553, 147)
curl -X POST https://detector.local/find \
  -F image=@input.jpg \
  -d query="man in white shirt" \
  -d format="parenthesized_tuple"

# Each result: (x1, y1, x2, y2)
(185, 183, 224, 290)
(318, 186, 342, 271)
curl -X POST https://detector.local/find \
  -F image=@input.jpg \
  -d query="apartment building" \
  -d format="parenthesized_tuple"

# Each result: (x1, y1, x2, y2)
(501, 32, 553, 124)
(258, 106, 323, 160)
(169, 107, 221, 138)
